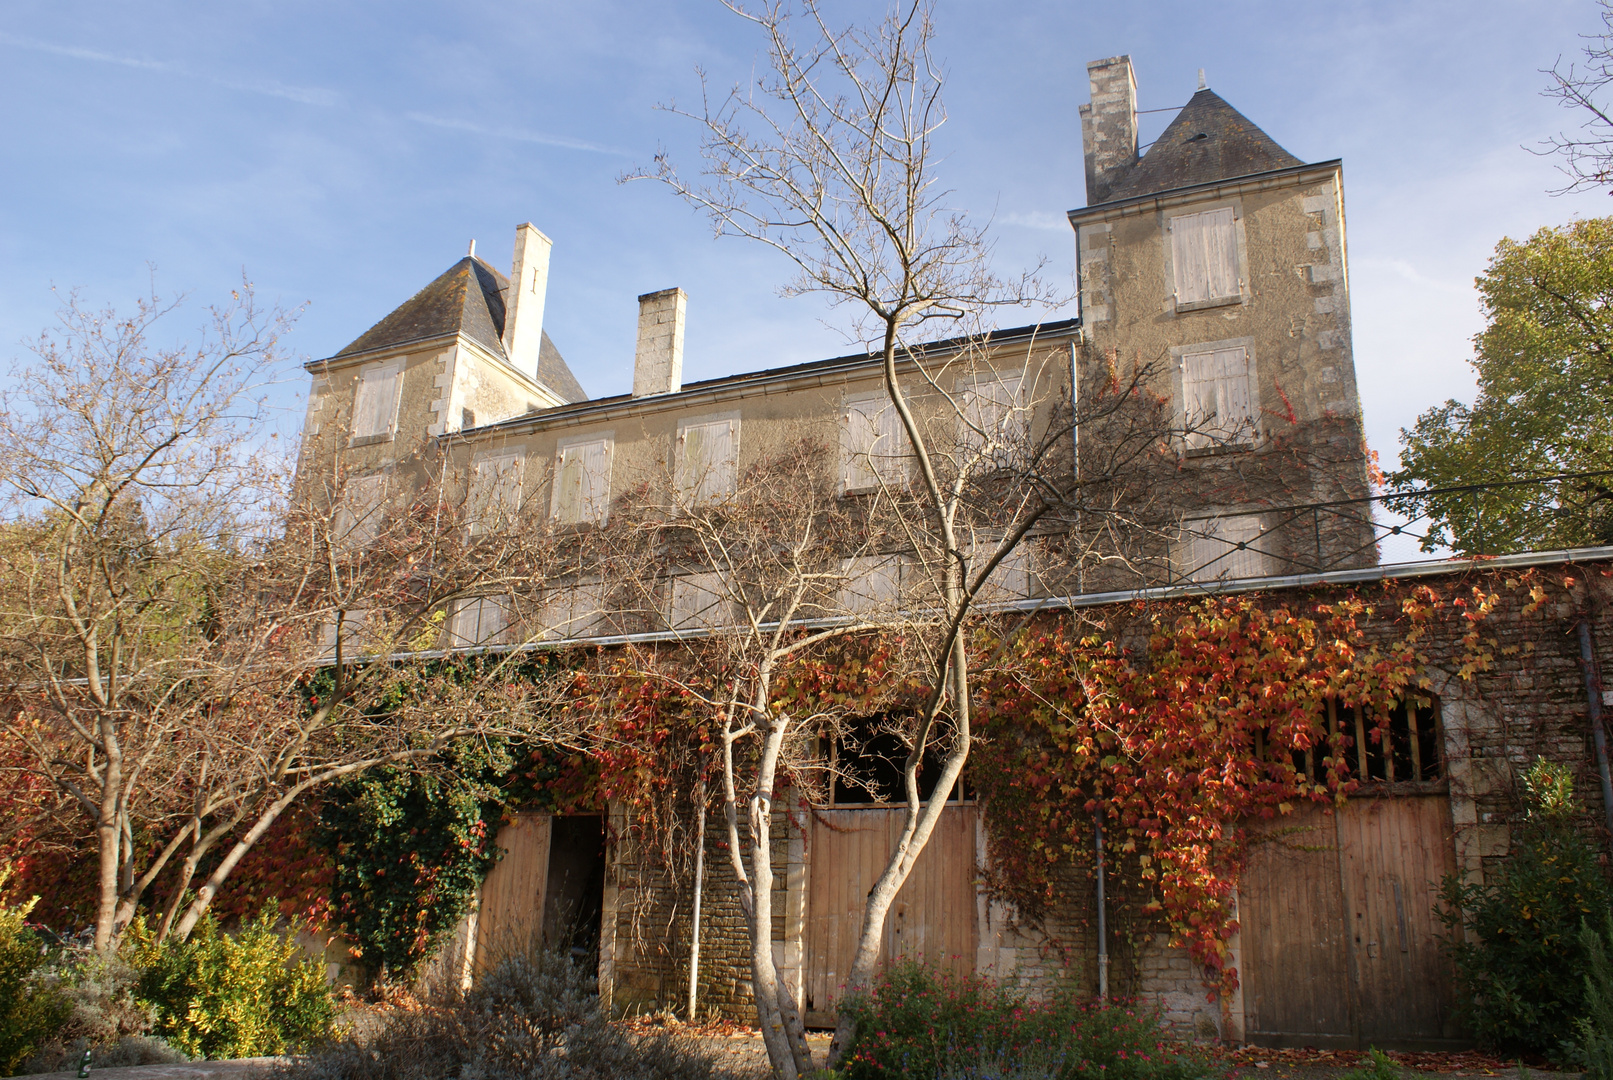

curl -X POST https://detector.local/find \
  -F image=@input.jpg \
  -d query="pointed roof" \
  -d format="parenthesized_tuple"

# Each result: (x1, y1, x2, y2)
(1104, 88, 1302, 203)
(335, 256, 586, 403)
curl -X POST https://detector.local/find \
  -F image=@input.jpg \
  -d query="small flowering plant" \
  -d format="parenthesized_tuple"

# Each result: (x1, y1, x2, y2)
(839, 960, 1214, 1080)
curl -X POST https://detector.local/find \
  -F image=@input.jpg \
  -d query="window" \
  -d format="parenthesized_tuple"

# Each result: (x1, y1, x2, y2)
(1169, 207, 1240, 307)
(537, 582, 607, 641)
(1179, 514, 1269, 582)
(969, 539, 1036, 603)
(840, 393, 906, 493)
(551, 436, 613, 525)
(669, 571, 734, 632)
(837, 555, 905, 614)
(351, 361, 403, 442)
(467, 452, 524, 536)
(334, 474, 387, 549)
(958, 371, 1027, 469)
(319, 609, 371, 660)
(446, 595, 511, 648)
(1180, 345, 1255, 450)
(1263, 696, 1443, 786)
(676, 416, 739, 507)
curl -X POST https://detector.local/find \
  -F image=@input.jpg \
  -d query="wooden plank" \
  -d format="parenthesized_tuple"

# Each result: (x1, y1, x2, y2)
(1339, 795, 1462, 1046)
(1239, 803, 1354, 1044)
(805, 806, 978, 1021)
(474, 812, 552, 973)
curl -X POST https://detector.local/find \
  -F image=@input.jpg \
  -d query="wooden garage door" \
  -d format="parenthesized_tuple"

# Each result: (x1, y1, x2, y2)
(1240, 795, 1461, 1049)
(804, 805, 978, 1024)
(474, 812, 552, 973)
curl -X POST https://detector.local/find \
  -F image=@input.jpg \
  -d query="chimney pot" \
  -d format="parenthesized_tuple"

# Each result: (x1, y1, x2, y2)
(503, 223, 552, 383)
(632, 288, 686, 398)
(1078, 55, 1139, 206)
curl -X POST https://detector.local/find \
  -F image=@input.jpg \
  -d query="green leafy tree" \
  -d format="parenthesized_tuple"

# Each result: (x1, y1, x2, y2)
(1437, 759, 1612, 1060)
(1395, 218, 1613, 553)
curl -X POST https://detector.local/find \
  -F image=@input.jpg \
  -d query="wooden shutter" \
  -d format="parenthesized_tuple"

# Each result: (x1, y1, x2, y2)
(352, 363, 400, 439)
(678, 419, 737, 506)
(1182, 347, 1253, 447)
(1171, 209, 1238, 304)
(470, 453, 522, 534)
(1202, 208, 1239, 300)
(841, 397, 885, 492)
(579, 440, 612, 524)
(1171, 213, 1210, 304)
(671, 572, 730, 630)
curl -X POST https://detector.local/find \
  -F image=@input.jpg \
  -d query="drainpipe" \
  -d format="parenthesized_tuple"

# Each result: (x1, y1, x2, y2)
(687, 772, 707, 1022)
(1576, 618, 1613, 843)
(1095, 811, 1109, 1001)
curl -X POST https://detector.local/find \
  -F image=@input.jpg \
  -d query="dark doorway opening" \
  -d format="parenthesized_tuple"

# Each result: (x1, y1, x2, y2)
(543, 815, 605, 970)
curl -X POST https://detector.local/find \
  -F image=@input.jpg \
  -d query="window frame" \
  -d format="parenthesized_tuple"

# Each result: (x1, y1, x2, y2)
(956, 368, 1029, 472)
(349, 360, 404, 446)
(1176, 512, 1271, 583)
(1171, 337, 1259, 454)
(839, 391, 908, 495)
(674, 412, 740, 509)
(1163, 203, 1248, 314)
(550, 432, 614, 526)
(466, 450, 525, 537)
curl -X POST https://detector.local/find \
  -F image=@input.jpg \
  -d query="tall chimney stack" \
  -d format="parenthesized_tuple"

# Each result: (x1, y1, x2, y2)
(632, 288, 686, 397)
(503, 223, 552, 382)
(1078, 56, 1139, 206)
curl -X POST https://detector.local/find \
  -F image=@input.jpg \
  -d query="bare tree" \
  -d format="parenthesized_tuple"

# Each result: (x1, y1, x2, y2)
(1541, 0, 1613, 192)
(0, 286, 575, 952)
(625, 3, 1200, 1073)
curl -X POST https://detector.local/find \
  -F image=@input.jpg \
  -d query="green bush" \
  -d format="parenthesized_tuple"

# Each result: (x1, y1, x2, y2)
(1581, 915, 1613, 1080)
(1437, 759, 1612, 1060)
(840, 960, 1209, 1080)
(130, 905, 333, 1058)
(0, 888, 72, 1076)
(18, 951, 193, 1074)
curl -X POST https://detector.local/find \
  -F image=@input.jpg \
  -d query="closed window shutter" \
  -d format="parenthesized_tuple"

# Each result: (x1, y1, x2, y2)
(1171, 213, 1208, 303)
(875, 398, 904, 479)
(841, 399, 880, 491)
(352, 364, 400, 439)
(1171, 209, 1238, 304)
(1182, 347, 1253, 448)
(580, 440, 612, 524)
(1186, 516, 1267, 581)
(960, 373, 1025, 466)
(1203, 209, 1238, 299)
(553, 445, 586, 523)
(470, 453, 522, 534)
(678, 419, 737, 506)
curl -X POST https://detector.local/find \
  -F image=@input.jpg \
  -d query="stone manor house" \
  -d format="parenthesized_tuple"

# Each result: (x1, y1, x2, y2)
(293, 57, 1613, 1049)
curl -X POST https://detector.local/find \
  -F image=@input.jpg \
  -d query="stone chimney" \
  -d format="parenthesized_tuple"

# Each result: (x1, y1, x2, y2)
(1078, 55, 1139, 206)
(632, 288, 686, 397)
(503, 223, 552, 382)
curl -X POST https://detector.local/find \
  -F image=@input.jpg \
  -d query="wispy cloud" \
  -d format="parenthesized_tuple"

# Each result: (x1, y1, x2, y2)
(997, 210, 1070, 232)
(0, 32, 340, 107)
(1353, 256, 1472, 298)
(404, 112, 630, 156)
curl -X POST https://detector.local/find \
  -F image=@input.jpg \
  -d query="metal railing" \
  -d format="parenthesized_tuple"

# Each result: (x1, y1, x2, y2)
(1162, 470, 1613, 586)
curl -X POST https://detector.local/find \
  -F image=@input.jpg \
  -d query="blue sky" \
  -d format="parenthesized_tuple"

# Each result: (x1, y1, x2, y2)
(0, 0, 1606, 474)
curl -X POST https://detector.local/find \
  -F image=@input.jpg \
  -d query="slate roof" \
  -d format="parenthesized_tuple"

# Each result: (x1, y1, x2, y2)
(335, 256, 586, 403)
(1103, 88, 1302, 203)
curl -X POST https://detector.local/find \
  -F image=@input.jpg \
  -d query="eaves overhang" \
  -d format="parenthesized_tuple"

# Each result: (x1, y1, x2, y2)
(1066, 159, 1344, 229)
(303, 330, 565, 407)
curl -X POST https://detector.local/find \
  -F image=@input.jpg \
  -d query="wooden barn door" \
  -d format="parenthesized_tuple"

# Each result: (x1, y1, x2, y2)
(804, 805, 978, 1025)
(1240, 795, 1461, 1048)
(474, 812, 552, 973)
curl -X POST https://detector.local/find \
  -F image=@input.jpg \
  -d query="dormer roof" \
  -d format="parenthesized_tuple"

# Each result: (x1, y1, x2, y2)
(335, 255, 586, 403)
(1105, 88, 1302, 203)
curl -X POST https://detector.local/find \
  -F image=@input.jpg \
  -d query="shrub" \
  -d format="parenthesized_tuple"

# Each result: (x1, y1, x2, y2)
(280, 946, 728, 1080)
(1581, 915, 1613, 1080)
(1437, 759, 1612, 1060)
(839, 960, 1209, 1080)
(1337, 1049, 1401, 1080)
(130, 905, 333, 1058)
(18, 951, 191, 1074)
(0, 888, 72, 1076)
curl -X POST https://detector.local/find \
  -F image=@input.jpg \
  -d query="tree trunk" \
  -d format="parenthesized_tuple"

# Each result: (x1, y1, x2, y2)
(92, 720, 123, 954)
